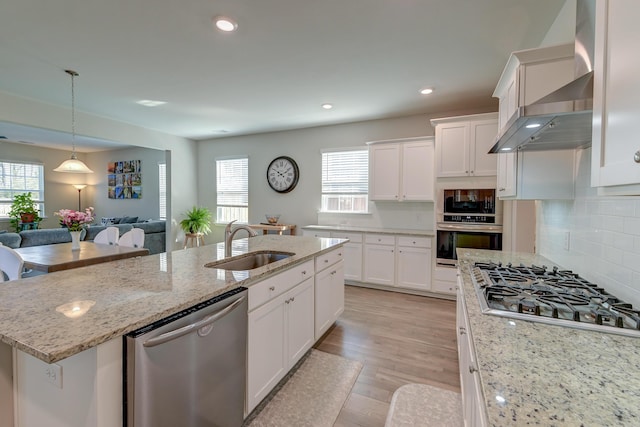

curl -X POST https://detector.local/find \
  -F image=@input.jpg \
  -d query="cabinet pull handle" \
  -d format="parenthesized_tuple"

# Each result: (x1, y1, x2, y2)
(290, 297, 295, 302)
(459, 327, 466, 335)
(499, 187, 505, 192)
(324, 259, 329, 263)
(301, 270, 307, 275)
(269, 286, 275, 291)
(469, 365, 478, 374)
(635, 151, 640, 163)
(285, 298, 291, 304)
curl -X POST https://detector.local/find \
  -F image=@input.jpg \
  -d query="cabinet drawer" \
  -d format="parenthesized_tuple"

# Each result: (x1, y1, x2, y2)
(364, 234, 395, 246)
(432, 280, 456, 295)
(397, 236, 431, 248)
(302, 229, 331, 238)
(249, 260, 314, 311)
(329, 231, 363, 243)
(315, 248, 344, 272)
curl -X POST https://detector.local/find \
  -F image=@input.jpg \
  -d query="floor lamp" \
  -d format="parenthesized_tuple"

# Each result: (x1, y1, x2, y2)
(72, 184, 87, 211)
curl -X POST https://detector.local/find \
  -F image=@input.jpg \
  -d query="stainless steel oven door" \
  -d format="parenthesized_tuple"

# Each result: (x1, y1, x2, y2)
(436, 223, 503, 266)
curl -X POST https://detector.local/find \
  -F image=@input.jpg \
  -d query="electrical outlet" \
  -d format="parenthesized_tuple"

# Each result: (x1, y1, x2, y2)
(44, 363, 62, 388)
(563, 231, 570, 251)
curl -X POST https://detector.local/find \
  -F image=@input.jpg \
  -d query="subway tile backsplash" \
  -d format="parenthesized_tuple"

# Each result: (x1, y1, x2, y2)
(537, 148, 640, 306)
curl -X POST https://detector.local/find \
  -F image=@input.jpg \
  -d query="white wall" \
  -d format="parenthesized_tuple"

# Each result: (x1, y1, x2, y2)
(196, 111, 493, 244)
(86, 146, 166, 220)
(0, 90, 198, 250)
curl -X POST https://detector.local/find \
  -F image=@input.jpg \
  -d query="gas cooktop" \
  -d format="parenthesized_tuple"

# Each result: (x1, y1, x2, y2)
(470, 262, 640, 338)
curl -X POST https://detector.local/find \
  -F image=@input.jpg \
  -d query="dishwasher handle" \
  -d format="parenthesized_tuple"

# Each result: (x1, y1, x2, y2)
(143, 295, 246, 348)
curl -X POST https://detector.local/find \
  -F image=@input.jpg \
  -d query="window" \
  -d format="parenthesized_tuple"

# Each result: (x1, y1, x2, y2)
(321, 149, 368, 213)
(216, 157, 248, 223)
(158, 163, 166, 220)
(0, 161, 45, 218)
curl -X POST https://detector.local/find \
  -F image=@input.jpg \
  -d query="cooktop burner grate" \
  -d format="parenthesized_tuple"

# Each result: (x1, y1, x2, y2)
(470, 262, 640, 337)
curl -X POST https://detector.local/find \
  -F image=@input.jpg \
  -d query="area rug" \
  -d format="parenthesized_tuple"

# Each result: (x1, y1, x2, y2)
(385, 383, 463, 427)
(246, 349, 362, 427)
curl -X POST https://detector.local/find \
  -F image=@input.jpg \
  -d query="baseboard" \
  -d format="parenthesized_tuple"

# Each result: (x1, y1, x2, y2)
(344, 281, 455, 301)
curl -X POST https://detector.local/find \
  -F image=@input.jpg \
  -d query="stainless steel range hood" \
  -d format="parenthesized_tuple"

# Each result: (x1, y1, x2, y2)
(490, 0, 596, 153)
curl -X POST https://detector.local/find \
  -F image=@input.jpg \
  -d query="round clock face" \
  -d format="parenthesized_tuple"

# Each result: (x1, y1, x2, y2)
(267, 156, 299, 193)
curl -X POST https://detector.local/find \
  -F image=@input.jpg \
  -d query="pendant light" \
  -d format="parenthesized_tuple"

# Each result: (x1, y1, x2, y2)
(54, 70, 94, 173)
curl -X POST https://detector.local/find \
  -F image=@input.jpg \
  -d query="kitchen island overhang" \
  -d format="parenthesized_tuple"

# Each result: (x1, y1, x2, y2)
(0, 234, 347, 364)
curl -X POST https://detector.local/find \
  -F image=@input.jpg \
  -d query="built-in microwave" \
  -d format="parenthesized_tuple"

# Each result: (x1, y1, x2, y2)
(436, 188, 503, 266)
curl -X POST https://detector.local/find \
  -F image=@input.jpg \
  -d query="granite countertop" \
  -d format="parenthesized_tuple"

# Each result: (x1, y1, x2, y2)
(457, 248, 640, 426)
(0, 235, 345, 364)
(302, 224, 435, 237)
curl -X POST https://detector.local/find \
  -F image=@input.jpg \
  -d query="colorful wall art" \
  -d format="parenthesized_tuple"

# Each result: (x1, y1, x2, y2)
(107, 160, 142, 199)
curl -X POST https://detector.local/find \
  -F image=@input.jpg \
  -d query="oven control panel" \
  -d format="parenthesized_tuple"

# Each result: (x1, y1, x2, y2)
(443, 215, 495, 223)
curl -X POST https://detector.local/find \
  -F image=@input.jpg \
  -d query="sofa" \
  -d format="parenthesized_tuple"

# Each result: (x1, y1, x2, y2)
(0, 220, 166, 255)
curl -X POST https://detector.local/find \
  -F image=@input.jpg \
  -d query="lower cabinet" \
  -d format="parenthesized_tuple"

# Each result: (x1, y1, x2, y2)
(363, 234, 396, 286)
(329, 231, 362, 282)
(246, 277, 314, 414)
(315, 260, 345, 340)
(457, 278, 487, 427)
(396, 237, 432, 291)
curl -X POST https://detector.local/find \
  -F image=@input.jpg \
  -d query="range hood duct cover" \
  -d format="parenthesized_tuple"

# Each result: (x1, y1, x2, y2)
(490, 0, 596, 153)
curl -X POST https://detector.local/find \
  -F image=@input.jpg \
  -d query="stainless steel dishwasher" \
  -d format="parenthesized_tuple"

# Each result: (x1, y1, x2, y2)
(125, 287, 248, 427)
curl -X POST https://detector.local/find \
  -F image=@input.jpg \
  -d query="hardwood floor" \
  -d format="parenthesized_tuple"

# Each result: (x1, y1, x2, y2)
(314, 285, 460, 427)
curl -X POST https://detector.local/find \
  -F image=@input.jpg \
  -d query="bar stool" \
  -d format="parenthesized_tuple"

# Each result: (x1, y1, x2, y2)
(183, 233, 205, 249)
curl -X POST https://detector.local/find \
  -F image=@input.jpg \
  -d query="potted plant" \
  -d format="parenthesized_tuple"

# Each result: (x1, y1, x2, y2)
(180, 206, 212, 235)
(8, 193, 42, 231)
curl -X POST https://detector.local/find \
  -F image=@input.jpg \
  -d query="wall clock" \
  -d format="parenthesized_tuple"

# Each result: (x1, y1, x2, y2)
(267, 156, 299, 193)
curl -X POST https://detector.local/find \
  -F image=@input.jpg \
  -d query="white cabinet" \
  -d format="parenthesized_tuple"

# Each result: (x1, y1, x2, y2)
(492, 43, 575, 137)
(363, 233, 434, 292)
(302, 229, 330, 238)
(368, 137, 434, 201)
(431, 113, 498, 178)
(496, 150, 575, 200)
(330, 231, 363, 282)
(496, 152, 516, 198)
(591, 0, 640, 195)
(315, 258, 345, 340)
(457, 279, 487, 427)
(247, 265, 315, 413)
(363, 234, 395, 286)
(396, 236, 432, 291)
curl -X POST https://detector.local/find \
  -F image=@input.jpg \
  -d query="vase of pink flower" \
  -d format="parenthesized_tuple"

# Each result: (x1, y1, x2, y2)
(54, 207, 95, 250)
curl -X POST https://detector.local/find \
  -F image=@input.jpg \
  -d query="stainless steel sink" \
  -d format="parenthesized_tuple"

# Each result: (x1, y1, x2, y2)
(204, 251, 294, 271)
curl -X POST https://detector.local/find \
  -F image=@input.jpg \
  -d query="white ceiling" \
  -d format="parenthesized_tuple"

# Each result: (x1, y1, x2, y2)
(0, 0, 566, 151)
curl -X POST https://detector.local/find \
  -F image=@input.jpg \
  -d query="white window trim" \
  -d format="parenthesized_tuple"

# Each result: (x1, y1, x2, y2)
(215, 156, 249, 224)
(320, 147, 369, 214)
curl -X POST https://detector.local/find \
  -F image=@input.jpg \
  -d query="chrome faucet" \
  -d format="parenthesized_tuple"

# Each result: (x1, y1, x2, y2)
(224, 220, 259, 257)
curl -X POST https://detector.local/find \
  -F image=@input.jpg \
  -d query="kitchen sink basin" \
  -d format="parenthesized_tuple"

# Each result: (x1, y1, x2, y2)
(204, 251, 294, 271)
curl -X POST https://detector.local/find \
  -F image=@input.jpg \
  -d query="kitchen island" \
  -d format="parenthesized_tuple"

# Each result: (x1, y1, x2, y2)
(0, 235, 346, 427)
(457, 248, 640, 426)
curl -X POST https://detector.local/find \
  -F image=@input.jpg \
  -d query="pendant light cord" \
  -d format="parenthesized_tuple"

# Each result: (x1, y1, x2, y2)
(65, 69, 79, 158)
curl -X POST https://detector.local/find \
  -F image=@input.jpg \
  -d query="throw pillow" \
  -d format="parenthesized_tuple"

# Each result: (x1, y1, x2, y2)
(122, 216, 139, 224)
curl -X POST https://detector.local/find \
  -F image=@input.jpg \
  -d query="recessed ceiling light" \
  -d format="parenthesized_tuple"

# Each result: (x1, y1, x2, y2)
(214, 16, 238, 32)
(419, 88, 434, 95)
(321, 103, 333, 110)
(136, 100, 167, 107)
(526, 123, 541, 129)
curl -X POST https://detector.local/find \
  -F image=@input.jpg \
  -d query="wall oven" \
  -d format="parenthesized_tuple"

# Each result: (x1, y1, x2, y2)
(436, 189, 502, 266)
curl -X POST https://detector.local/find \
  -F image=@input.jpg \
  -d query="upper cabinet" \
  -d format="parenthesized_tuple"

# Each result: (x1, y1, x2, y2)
(591, 0, 640, 195)
(368, 137, 434, 201)
(492, 43, 575, 139)
(496, 150, 575, 200)
(431, 113, 498, 178)
(492, 43, 577, 200)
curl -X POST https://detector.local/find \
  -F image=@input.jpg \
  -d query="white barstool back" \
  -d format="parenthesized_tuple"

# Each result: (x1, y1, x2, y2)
(119, 228, 145, 248)
(0, 245, 24, 282)
(94, 226, 120, 245)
